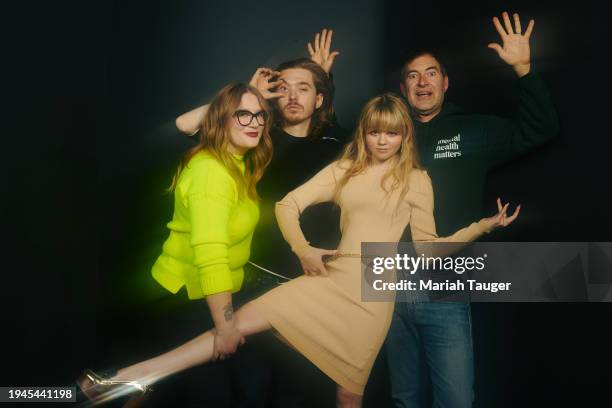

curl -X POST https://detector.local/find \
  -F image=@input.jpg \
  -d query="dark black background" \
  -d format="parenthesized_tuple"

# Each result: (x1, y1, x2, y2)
(2, 0, 611, 406)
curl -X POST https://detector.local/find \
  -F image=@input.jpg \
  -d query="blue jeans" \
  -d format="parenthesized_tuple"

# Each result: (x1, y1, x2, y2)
(385, 301, 474, 408)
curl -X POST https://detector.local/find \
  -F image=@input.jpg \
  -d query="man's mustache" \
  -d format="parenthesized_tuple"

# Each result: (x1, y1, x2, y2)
(284, 103, 303, 110)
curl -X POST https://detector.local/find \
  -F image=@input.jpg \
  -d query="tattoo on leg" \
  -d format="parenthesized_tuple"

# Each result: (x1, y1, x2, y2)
(223, 302, 234, 322)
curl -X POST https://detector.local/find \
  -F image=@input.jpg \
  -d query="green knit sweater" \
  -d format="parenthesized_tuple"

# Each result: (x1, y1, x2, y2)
(152, 151, 259, 299)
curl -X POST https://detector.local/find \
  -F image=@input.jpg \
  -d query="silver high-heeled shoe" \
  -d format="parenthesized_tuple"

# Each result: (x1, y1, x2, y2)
(77, 369, 151, 405)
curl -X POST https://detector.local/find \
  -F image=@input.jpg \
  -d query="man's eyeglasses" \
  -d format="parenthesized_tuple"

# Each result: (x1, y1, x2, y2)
(233, 110, 266, 126)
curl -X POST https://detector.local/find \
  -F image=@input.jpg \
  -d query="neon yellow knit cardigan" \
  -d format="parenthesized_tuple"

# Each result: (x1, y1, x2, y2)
(152, 151, 259, 299)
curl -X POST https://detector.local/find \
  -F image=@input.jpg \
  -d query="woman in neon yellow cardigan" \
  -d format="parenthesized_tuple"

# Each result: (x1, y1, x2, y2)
(147, 81, 274, 364)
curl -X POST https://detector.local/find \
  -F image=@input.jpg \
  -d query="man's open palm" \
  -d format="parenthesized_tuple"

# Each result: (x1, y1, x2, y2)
(488, 12, 534, 72)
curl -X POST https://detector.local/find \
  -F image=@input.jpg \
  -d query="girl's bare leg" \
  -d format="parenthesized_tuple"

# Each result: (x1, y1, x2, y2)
(336, 385, 363, 408)
(110, 302, 271, 385)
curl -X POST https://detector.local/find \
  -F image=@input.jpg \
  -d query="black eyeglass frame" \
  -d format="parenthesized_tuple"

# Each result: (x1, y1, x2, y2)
(233, 110, 267, 126)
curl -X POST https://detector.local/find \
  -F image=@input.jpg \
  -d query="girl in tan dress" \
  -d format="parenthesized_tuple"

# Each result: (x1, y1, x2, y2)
(80, 93, 519, 407)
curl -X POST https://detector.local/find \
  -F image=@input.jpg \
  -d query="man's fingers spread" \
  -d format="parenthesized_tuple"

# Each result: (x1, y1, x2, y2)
(502, 12, 514, 34)
(525, 19, 535, 39)
(314, 32, 320, 50)
(487, 43, 503, 55)
(513, 13, 522, 34)
(325, 29, 333, 50)
(307, 42, 315, 56)
(493, 16, 507, 37)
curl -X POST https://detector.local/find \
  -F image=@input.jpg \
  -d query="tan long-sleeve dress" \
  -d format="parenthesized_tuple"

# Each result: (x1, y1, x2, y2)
(250, 160, 491, 395)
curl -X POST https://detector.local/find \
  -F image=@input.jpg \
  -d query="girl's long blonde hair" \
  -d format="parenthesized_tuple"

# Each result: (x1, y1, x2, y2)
(335, 93, 422, 206)
(170, 83, 273, 201)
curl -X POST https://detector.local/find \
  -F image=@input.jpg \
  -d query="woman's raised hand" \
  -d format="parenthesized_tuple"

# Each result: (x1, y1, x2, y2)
(249, 67, 284, 99)
(482, 197, 521, 231)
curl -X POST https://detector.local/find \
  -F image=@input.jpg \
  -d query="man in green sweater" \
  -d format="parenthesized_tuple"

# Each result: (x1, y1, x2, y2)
(386, 12, 559, 408)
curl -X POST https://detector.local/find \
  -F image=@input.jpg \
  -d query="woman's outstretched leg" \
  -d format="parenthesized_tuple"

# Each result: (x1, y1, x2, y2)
(336, 385, 363, 408)
(109, 302, 271, 386)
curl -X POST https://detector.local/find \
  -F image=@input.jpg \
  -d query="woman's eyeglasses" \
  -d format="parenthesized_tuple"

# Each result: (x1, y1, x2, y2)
(233, 110, 266, 126)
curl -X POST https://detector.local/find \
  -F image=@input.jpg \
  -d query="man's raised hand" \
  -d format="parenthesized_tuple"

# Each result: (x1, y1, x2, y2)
(488, 11, 534, 77)
(307, 28, 340, 74)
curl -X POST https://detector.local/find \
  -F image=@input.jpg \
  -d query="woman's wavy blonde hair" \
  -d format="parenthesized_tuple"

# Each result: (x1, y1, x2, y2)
(335, 93, 422, 207)
(170, 83, 273, 201)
